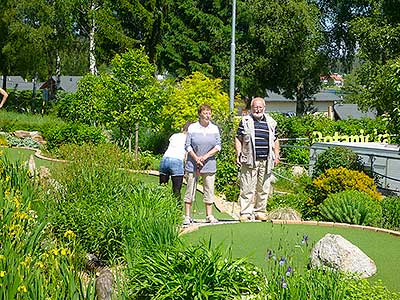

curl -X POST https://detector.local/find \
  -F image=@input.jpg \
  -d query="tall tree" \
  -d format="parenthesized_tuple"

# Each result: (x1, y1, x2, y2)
(245, 0, 326, 115)
(345, 0, 400, 135)
(157, 0, 231, 79)
(317, 0, 372, 73)
(109, 48, 164, 155)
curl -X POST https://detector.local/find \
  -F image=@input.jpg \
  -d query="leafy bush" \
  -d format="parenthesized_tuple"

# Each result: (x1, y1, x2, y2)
(125, 242, 265, 299)
(47, 146, 181, 260)
(268, 193, 308, 216)
(215, 114, 240, 202)
(312, 167, 382, 204)
(0, 110, 64, 133)
(281, 141, 310, 166)
(312, 146, 365, 178)
(4, 90, 49, 114)
(380, 196, 400, 231)
(319, 190, 382, 226)
(41, 122, 106, 150)
(345, 279, 400, 300)
(3, 133, 41, 149)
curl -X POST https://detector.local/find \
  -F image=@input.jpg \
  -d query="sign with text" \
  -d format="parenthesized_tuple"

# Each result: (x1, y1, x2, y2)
(312, 130, 390, 144)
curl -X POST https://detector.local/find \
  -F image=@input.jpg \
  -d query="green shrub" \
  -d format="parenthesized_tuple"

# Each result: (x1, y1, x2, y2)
(4, 90, 48, 114)
(319, 190, 382, 226)
(42, 122, 106, 150)
(312, 146, 365, 178)
(0, 111, 64, 133)
(312, 167, 382, 204)
(47, 147, 181, 260)
(381, 196, 400, 231)
(268, 193, 308, 215)
(345, 279, 400, 300)
(125, 242, 265, 299)
(215, 114, 240, 202)
(281, 142, 310, 165)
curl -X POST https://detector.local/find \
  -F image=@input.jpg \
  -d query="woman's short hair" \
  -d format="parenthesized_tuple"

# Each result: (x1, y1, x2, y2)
(198, 104, 212, 114)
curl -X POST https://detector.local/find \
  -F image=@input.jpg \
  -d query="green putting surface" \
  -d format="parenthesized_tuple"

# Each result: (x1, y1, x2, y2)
(183, 222, 400, 292)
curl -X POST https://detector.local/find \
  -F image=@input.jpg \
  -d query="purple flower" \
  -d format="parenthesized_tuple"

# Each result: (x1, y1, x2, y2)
(266, 249, 273, 260)
(301, 234, 309, 244)
(279, 256, 285, 266)
(281, 276, 287, 288)
(285, 266, 292, 276)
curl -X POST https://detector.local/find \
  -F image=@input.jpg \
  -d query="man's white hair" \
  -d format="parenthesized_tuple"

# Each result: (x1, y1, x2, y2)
(250, 97, 266, 107)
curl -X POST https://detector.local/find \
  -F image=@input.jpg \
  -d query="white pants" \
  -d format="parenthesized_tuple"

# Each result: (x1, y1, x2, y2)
(238, 160, 273, 216)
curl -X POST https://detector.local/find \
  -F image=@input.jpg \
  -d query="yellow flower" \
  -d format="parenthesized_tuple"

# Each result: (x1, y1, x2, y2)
(60, 248, 69, 256)
(35, 261, 44, 269)
(0, 255, 5, 261)
(64, 230, 76, 239)
(9, 224, 22, 236)
(18, 212, 29, 220)
(49, 248, 59, 256)
(20, 255, 32, 267)
(17, 285, 28, 293)
(0, 271, 6, 277)
(13, 195, 21, 208)
(40, 253, 49, 259)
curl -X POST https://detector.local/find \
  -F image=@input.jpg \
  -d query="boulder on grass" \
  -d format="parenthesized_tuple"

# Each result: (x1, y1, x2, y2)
(292, 165, 307, 177)
(267, 207, 301, 221)
(310, 233, 376, 278)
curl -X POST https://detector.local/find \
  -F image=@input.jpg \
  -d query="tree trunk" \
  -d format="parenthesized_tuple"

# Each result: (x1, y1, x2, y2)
(134, 123, 139, 160)
(2, 74, 6, 90)
(89, 1, 98, 75)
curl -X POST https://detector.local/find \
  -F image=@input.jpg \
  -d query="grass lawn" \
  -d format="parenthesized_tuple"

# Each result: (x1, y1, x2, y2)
(183, 222, 400, 292)
(1, 147, 54, 168)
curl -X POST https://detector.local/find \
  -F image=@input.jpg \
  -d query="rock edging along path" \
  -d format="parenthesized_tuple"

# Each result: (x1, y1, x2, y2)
(8, 147, 399, 238)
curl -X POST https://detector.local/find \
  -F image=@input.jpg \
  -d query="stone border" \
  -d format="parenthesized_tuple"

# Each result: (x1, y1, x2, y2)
(0, 146, 68, 163)
(5, 147, 399, 238)
(271, 219, 400, 237)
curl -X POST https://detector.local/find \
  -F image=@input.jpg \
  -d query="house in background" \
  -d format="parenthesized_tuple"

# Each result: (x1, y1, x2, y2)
(320, 73, 344, 86)
(39, 76, 82, 100)
(333, 103, 377, 120)
(264, 90, 342, 117)
(1, 75, 33, 91)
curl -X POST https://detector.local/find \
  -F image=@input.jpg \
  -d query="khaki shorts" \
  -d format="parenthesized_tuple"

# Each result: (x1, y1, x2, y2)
(184, 172, 215, 204)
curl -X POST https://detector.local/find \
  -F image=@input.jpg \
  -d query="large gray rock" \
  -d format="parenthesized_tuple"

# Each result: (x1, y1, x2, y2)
(310, 233, 376, 278)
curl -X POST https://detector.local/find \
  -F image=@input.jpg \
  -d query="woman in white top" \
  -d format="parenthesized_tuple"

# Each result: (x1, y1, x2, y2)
(159, 121, 192, 199)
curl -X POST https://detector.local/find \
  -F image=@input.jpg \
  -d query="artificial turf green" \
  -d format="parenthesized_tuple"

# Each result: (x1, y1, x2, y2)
(183, 222, 400, 292)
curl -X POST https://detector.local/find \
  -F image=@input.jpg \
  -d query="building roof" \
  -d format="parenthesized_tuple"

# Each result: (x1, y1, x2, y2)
(39, 76, 82, 93)
(334, 103, 377, 120)
(265, 90, 342, 102)
(58, 76, 82, 93)
(1, 75, 33, 91)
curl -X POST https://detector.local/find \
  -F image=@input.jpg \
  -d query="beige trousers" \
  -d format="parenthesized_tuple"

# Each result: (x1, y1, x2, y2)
(238, 160, 273, 216)
(184, 172, 215, 204)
